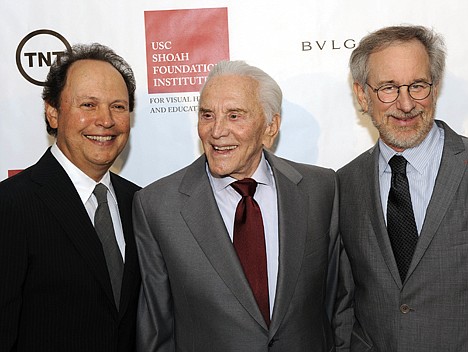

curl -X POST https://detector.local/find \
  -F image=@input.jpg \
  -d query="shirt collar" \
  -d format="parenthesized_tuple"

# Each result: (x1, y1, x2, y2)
(207, 151, 274, 192)
(50, 143, 117, 205)
(379, 122, 443, 175)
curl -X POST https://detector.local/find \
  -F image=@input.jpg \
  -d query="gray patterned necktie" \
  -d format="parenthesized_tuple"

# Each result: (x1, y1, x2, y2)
(93, 183, 123, 309)
(387, 155, 419, 282)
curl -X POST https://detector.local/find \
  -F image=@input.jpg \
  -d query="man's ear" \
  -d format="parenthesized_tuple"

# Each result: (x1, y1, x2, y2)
(45, 103, 59, 129)
(263, 113, 281, 149)
(353, 82, 369, 112)
(432, 83, 439, 100)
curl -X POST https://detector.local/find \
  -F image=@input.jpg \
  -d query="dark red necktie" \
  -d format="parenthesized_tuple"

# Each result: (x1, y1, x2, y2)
(231, 178, 270, 326)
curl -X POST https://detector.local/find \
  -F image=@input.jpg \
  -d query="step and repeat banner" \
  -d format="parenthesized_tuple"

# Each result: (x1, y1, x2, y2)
(2, 0, 468, 186)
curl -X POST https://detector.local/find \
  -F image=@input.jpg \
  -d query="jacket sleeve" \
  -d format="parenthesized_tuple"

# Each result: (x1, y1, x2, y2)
(133, 192, 175, 352)
(326, 173, 340, 321)
(0, 192, 28, 351)
(332, 241, 355, 351)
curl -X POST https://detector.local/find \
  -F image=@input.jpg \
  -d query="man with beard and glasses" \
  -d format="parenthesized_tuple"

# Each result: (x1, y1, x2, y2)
(333, 25, 468, 351)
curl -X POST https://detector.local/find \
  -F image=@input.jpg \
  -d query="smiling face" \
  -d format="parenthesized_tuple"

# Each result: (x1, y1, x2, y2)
(198, 75, 280, 180)
(46, 59, 130, 181)
(354, 40, 438, 152)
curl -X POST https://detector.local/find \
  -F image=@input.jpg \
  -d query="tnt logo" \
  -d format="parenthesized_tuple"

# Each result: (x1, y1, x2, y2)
(16, 29, 71, 86)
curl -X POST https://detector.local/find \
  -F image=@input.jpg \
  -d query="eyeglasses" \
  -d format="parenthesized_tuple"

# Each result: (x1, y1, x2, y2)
(366, 81, 433, 103)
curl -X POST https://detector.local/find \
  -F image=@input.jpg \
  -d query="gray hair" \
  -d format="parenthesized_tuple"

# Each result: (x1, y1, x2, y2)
(350, 25, 446, 87)
(200, 60, 282, 124)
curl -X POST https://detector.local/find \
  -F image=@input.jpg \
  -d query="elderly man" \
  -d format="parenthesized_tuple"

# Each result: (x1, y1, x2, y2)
(134, 60, 339, 351)
(0, 43, 141, 351)
(333, 25, 468, 351)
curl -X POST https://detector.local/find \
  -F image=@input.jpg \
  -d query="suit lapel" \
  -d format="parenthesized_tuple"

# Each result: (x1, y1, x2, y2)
(179, 156, 267, 329)
(406, 121, 467, 279)
(365, 146, 403, 287)
(264, 153, 308, 337)
(31, 150, 117, 311)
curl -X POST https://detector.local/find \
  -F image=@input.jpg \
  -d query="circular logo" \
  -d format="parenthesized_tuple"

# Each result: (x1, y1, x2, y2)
(16, 29, 71, 86)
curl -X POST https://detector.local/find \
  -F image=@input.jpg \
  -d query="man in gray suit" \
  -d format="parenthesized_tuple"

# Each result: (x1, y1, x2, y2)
(333, 25, 468, 351)
(134, 60, 339, 351)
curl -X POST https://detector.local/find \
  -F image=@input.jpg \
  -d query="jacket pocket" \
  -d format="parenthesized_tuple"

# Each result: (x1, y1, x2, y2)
(350, 322, 373, 351)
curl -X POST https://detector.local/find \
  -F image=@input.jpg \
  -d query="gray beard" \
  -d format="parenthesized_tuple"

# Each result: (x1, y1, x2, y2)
(367, 100, 436, 150)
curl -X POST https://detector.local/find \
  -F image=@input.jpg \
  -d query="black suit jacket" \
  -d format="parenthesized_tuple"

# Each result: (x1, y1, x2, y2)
(0, 149, 141, 351)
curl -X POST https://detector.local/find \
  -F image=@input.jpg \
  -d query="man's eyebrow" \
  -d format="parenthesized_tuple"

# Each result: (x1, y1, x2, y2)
(111, 99, 129, 105)
(226, 108, 247, 112)
(76, 95, 99, 100)
(374, 80, 397, 86)
(198, 107, 213, 113)
(198, 107, 249, 114)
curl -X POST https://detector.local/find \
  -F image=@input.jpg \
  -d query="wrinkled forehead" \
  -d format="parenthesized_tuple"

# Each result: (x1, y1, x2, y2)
(199, 75, 261, 109)
(367, 40, 431, 83)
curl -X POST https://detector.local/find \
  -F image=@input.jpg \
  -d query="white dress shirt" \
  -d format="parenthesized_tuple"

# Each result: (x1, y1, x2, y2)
(206, 152, 279, 317)
(50, 143, 126, 260)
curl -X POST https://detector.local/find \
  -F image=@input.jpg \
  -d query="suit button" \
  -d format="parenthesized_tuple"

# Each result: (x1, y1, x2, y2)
(400, 304, 411, 314)
(268, 338, 277, 347)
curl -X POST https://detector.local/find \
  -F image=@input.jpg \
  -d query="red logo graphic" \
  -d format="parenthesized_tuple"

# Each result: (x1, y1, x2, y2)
(8, 169, 23, 178)
(144, 8, 230, 94)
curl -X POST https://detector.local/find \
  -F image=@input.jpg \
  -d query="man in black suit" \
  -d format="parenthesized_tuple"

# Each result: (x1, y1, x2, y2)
(0, 43, 141, 351)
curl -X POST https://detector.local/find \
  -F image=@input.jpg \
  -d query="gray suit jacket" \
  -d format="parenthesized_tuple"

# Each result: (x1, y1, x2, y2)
(134, 150, 339, 352)
(333, 120, 468, 351)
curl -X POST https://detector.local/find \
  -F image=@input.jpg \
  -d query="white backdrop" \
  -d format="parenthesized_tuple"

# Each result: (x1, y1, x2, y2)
(2, 0, 468, 186)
